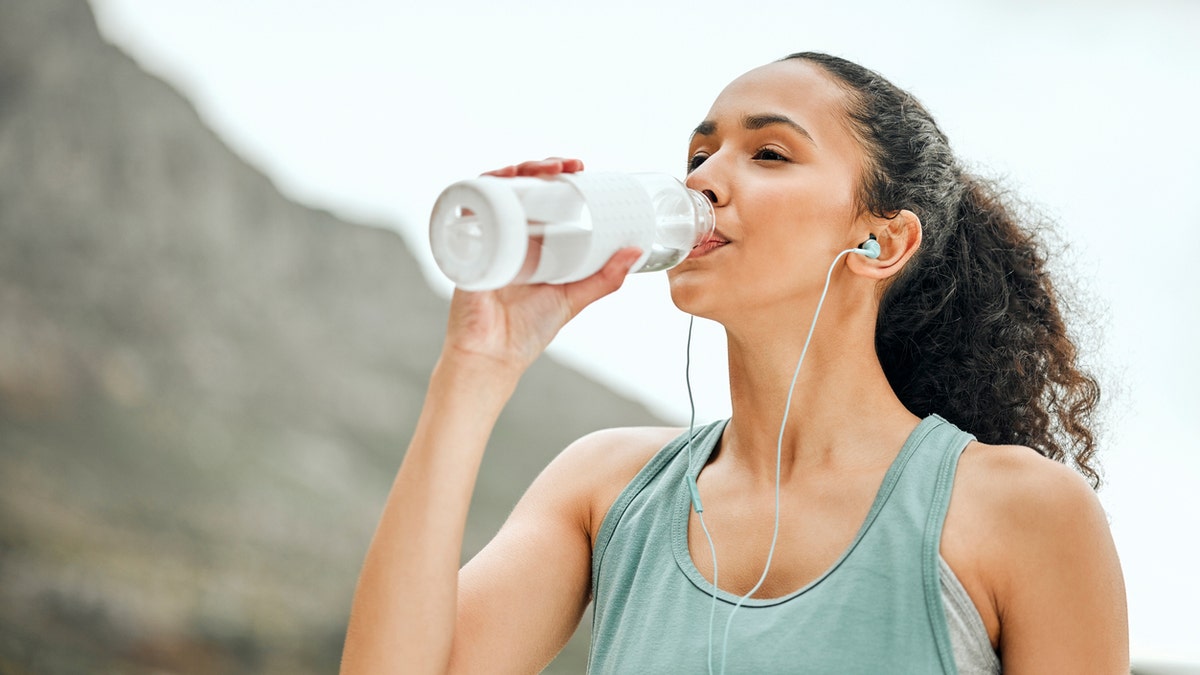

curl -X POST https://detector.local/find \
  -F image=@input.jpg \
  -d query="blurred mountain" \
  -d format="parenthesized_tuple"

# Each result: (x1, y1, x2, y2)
(0, 1, 661, 672)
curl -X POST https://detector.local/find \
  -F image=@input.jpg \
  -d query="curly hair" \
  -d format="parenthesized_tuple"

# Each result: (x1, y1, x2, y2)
(785, 52, 1103, 488)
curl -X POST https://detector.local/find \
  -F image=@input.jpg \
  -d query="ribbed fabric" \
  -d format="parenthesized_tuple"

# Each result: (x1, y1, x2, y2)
(589, 415, 979, 674)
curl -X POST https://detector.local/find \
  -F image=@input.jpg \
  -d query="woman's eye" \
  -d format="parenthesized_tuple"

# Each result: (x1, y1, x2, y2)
(687, 153, 708, 173)
(753, 148, 787, 162)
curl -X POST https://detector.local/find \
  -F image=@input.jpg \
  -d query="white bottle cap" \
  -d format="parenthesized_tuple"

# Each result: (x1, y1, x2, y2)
(428, 176, 529, 290)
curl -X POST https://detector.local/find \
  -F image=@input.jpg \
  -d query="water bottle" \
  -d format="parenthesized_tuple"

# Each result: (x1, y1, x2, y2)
(428, 172, 715, 290)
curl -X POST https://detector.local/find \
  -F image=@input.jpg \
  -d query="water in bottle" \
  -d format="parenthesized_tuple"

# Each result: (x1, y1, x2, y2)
(428, 172, 715, 290)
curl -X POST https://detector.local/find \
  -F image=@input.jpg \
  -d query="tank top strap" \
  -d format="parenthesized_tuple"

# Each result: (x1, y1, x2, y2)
(590, 418, 728, 600)
(893, 414, 977, 672)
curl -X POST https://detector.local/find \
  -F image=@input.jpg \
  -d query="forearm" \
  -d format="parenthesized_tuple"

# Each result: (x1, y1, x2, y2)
(341, 352, 522, 675)
(339, 179, 637, 671)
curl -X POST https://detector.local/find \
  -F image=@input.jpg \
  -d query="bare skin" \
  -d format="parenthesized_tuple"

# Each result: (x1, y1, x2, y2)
(341, 62, 1128, 674)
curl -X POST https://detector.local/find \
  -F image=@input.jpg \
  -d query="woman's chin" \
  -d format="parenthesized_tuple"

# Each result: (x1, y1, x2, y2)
(666, 272, 719, 319)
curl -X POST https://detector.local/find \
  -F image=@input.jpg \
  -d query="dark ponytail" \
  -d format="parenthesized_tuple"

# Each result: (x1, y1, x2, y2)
(785, 52, 1102, 487)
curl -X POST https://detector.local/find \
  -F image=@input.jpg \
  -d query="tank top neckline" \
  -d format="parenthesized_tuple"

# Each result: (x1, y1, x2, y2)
(669, 414, 946, 607)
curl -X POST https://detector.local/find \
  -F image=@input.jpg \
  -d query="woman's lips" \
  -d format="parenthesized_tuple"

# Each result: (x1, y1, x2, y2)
(688, 233, 729, 259)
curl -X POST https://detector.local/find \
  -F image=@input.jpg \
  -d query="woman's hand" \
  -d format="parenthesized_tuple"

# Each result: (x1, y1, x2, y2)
(482, 157, 586, 178)
(442, 158, 642, 373)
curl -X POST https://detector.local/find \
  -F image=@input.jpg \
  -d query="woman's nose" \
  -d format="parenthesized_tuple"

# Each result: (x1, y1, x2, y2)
(685, 163, 725, 207)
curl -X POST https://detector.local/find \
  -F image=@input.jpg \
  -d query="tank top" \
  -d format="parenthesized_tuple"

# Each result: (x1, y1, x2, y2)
(588, 415, 998, 674)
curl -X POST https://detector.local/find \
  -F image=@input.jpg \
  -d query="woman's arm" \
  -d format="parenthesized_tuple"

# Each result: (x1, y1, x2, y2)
(339, 351, 522, 675)
(996, 456, 1129, 672)
(339, 159, 644, 674)
(450, 425, 679, 672)
(947, 443, 1129, 673)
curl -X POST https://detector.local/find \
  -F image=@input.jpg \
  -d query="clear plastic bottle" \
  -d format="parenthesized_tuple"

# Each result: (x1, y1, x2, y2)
(428, 172, 715, 290)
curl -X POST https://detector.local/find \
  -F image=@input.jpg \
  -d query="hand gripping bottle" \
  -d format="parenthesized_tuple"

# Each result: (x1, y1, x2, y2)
(428, 172, 715, 290)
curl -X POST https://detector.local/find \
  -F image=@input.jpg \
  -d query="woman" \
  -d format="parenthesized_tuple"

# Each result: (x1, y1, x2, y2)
(341, 53, 1128, 673)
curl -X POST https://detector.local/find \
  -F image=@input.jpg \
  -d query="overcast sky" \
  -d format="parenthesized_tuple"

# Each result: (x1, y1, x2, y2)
(90, 0, 1200, 662)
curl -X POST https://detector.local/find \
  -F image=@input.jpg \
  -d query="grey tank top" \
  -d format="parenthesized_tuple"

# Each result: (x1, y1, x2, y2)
(588, 415, 1001, 674)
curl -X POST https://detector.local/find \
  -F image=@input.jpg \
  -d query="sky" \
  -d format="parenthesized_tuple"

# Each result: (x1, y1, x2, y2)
(89, 0, 1200, 662)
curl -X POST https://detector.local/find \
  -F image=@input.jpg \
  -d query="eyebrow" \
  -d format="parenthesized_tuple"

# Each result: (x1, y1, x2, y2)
(691, 113, 816, 145)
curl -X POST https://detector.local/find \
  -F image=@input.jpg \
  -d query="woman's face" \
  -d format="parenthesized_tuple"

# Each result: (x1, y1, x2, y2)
(668, 59, 871, 322)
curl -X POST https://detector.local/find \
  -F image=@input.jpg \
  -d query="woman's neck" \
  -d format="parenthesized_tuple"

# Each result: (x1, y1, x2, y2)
(718, 293, 918, 484)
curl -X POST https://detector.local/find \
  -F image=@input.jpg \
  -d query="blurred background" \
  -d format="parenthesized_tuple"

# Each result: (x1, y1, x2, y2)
(1, 0, 1196, 672)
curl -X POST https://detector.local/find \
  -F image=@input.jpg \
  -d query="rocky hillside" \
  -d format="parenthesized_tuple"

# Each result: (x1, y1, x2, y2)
(0, 2, 660, 672)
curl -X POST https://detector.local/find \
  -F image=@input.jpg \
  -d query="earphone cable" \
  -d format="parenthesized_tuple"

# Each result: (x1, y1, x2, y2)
(717, 247, 860, 675)
(685, 314, 721, 675)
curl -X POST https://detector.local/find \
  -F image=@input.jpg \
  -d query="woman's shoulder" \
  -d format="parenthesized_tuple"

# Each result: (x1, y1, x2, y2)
(570, 423, 698, 459)
(943, 439, 1119, 649)
(948, 440, 1109, 564)
(952, 440, 1104, 530)
(549, 426, 689, 541)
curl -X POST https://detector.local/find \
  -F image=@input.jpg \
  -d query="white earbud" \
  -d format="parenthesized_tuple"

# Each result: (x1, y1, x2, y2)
(855, 234, 881, 259)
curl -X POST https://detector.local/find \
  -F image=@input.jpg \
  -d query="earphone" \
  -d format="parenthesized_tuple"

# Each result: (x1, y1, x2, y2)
(854, 233, 881, 259)
(683, 236, 880, 675)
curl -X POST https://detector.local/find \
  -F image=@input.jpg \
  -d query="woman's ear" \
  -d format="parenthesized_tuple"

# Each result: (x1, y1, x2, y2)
(846, 209, 922, 280)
